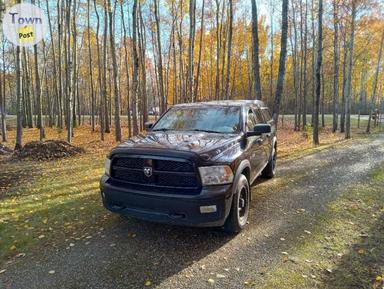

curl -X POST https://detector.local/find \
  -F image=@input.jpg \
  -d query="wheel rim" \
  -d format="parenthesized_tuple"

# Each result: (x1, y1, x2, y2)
(238, 186, 249, 226)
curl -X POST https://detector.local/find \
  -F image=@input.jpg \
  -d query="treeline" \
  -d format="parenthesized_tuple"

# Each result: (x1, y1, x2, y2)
(0, 0, 383, 148)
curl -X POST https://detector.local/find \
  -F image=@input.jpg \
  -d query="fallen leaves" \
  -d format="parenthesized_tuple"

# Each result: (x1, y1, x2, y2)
(144, 280, 152, 286)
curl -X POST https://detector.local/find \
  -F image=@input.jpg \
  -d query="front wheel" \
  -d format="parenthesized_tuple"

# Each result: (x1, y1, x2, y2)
(223, 174, 250, 234)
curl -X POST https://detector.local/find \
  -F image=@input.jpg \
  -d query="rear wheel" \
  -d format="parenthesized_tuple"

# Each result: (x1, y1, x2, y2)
(223, 174, 250, 234)
(262, 143, 277, 179)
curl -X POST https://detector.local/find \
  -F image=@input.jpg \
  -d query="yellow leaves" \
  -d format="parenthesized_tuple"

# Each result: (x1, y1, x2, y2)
(10, 244, 17, 251)
(42, 218, 48, 224)
(144, 280, 152, 286)
(357, 248, 366, 255)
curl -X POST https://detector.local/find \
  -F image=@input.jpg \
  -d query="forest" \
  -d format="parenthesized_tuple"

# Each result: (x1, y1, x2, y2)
(0, 0, 383, 147)
(1, 1, 384, 288)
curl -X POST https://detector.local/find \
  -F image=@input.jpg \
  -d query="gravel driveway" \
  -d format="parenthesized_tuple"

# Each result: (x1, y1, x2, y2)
(1, 133, 384, 289)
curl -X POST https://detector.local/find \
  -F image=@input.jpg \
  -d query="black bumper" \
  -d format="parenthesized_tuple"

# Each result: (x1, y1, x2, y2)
(100, 175, 234, 227)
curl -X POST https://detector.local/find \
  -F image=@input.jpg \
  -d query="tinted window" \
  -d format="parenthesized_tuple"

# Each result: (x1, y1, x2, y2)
(246, 109, 258, 131)
(261, 109, 272, 122)
(152, 106, 241, 133)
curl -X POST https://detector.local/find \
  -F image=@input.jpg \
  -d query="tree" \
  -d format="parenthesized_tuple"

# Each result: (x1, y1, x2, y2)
(251, 0, 262, 100)
(225, 0, 233, 100)
(15, 0, 23, 150)
(187, 0, 196, 102)
(131, 0, 140, 135)
(366, 31, 384, 133)
(313, 0, 323, 145)
(272, 0, 289, 123)
(154, 0, 166, 113)
(344, 0, 356, 139)
(108, 0, 122, 142)
(332, 0, 339, 133)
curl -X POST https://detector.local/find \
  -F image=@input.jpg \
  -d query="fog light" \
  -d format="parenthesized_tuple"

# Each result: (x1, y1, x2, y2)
(200, 205, 217, 214)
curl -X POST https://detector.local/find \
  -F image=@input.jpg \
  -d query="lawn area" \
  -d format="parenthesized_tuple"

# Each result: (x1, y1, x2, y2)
(258, 167, 384, 289)
(0, 118, 382, 267)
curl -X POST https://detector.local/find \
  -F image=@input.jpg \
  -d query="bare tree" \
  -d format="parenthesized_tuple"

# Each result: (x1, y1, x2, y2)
(187, 0, 196, 102)
(108, 0, 122, 141)
(154, 0, 166, 113)
(131, 0, 140, 135)
(224, 0, 233, 100)
(272, 0, 289, 123)
(15, 0, 23, 150)
(313, 0, 323, 145)
(332, 0, 339, 132)
(194, 0, 205, 102)
(251, 0, 262, 100)
(344, 0, 356, 139)
(366, 31, 384, 133)
(33, 0, 45, 141)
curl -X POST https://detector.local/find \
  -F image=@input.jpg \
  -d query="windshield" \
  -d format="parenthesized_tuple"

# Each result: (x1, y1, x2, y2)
(152, 106, 241, 134)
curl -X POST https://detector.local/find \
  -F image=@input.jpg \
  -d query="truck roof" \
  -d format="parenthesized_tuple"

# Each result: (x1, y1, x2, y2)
(173, 100, 266, 108)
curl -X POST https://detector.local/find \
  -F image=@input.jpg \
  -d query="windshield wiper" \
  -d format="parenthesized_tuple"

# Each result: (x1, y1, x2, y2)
(187, 129, 222, 134)
(152, 128, 172, 132)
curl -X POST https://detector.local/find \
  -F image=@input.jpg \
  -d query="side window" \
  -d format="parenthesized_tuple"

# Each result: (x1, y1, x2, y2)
(254, 108, 265, 123)
(261, 108, 272, 122)
(246, 109, 258, 131)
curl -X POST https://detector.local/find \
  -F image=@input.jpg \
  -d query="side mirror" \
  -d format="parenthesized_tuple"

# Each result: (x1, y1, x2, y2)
(246, 124, 271, 137)
(145, 122, 154, 130)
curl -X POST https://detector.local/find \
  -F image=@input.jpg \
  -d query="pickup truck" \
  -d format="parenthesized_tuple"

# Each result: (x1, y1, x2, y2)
(101, 100, 277, 233)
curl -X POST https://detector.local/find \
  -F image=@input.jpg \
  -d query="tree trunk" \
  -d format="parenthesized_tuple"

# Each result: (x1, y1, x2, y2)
(224, 0, 233, 100)
(366, 31, 384, 133)
(33, 16, 45, 141)
(302, 0, 308, 129)
(15, 0, 23, 150)
(94, 0, 105, 141)
(344, 0, 356, 139)
(194, 0, 205, 102)
(131, 0, 140, 135)
(332, 0, 339, 132)
(272, 0, 288, 124)
(108, 0, 121, 141)
(154, 0, 166, 113)
(313, 0, 323, 145)
(120, 0, 131, 138)
(251, 0, 262, 100)
(103, 0, 110, 134)
(187, 0, 196, 102)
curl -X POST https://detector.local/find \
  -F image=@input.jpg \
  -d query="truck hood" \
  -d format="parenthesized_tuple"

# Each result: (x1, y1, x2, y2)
(115, 131, 242, 161)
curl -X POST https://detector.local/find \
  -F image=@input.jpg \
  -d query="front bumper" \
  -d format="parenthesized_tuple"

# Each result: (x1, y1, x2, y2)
(100, 175, 233, 227)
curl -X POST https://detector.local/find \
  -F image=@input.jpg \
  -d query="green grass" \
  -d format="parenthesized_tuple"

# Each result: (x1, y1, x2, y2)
(0, 153, 113, 264)
(258, 166, 384, 289)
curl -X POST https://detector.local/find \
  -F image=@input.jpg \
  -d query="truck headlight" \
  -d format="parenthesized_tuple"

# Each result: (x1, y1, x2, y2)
(198, 165, 234, 185)
(105, 158, 111, 176)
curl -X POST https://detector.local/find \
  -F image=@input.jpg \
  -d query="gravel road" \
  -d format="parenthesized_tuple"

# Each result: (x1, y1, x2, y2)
(1, 133, 384, 289)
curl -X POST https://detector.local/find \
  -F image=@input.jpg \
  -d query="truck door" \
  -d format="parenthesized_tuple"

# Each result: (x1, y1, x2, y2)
(246, 108, 266, 176)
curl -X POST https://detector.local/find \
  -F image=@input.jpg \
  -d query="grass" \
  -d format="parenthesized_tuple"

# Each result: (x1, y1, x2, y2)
(0, 118, 382, 267)
(0, 153, 114, 263)
(258, 166, 384, 289)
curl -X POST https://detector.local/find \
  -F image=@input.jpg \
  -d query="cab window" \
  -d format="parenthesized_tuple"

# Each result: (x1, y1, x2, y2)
(246, 109, 258, 132)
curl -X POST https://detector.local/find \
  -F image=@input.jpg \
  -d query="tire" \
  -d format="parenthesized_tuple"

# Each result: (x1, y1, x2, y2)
(262, 143, 277, 179)
(223, 174, 250, 234)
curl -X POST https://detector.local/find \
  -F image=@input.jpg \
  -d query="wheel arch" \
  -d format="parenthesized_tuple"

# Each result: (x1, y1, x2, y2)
(232, 160, 252, 200)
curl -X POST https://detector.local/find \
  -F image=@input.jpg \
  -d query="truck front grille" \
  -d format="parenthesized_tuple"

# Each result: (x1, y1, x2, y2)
(111, 156, 201, 195)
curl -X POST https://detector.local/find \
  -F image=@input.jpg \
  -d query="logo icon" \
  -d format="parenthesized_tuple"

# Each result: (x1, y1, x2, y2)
(2, 3, 48, 47)
(143, 167, 152, 178)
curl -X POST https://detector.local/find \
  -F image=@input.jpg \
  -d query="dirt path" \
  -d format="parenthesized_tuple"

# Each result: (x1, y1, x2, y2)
(1, 134, 384, 289)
